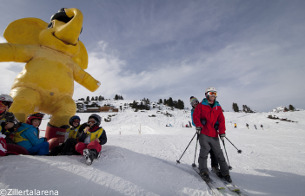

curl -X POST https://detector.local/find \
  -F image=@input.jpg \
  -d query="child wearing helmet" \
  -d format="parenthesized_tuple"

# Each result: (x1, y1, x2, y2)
(66, 115, 82, 140)
(190, 96, 199, 126)
(11, 112, 49, 155)
(0, 94, 13, 111)
(50, 115, 82, 156)
(192, 87, 232, 183)
(0, 94, 13, 125)
(26, 112, 45, 137)
(75, 114, 107, 165)
(1, 112, 29, 155)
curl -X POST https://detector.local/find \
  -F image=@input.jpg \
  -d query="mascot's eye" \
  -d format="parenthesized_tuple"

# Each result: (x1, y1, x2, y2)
(50, 8, 72, 24)
(47, 22, 53, 29)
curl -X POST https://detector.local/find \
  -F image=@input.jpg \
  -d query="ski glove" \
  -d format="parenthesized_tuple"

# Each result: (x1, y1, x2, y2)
(196, 127, 202, 135)
(219, 134, 225, 141)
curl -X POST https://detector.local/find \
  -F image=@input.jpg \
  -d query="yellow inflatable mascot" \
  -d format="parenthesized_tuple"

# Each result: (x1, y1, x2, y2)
(0, 8, 100, 149)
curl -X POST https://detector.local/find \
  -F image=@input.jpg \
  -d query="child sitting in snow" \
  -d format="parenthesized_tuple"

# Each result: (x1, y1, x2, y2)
(26, 112, 45, 137)
(1, 112, 29, 155)
(12, 113, 49, 155)
(50, 115, 84, 155)
(75, 114, 107, 165)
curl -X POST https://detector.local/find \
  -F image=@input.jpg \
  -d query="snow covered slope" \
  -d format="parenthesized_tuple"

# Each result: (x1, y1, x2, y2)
(1, 103, 305, 196)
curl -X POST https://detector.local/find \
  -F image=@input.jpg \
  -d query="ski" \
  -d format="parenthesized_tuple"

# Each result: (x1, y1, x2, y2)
(210, 170, 248, 196)
(192, 166, 228, 195)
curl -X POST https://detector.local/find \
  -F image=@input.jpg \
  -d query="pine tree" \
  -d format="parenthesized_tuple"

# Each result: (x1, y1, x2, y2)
(98, 95, 104, 101)
(114, 94, 118, 100)
(177, 99, 184, 109)
(168, 97, 174, 107)
(289, 104, 295, 111)
(242, 105, 254, 113)
(284, 107, 289, 112)
(232, 103, 239, 112)
(86, 96, 90, 102)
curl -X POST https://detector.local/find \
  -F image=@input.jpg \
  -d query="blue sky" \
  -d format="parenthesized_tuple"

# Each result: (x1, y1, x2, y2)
(0, 0, 304, 112)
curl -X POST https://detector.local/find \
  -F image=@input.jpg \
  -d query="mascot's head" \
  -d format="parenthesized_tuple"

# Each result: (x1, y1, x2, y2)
(3, 8, 88, 69)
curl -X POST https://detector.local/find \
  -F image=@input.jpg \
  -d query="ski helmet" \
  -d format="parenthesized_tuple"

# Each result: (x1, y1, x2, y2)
(4, 112, 18, 125)
(26, 112, 45, 125)
(190, 96, 199, 108)
(205, 87, 217, 99)
(88, 114, 101, 126)
(69, 115, 81, 126)
(0, 94, 13, 108)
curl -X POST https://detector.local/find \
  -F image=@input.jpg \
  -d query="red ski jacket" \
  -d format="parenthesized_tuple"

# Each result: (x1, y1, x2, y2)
(193, 98, 226, 137)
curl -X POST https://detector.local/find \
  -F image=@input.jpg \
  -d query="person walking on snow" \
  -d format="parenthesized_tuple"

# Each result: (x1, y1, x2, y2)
(193, 87, 232, 183)
(75, 114, 107, 165)
(190, 96, 220, 173)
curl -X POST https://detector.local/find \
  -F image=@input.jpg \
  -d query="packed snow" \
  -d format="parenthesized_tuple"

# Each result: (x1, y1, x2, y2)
(1, 100, 305, 196)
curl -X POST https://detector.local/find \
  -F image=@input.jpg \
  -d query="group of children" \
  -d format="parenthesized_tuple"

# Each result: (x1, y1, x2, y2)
(0, 94, 107, 165)
(50, 113, 107, 165)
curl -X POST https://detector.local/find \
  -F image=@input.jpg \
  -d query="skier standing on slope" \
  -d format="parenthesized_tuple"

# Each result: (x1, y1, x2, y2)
(190, 96, 220, 174)
(193, 87, 232, 183)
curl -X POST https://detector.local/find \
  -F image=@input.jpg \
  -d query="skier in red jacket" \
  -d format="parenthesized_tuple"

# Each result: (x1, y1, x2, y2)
(193, 87, 232, 183)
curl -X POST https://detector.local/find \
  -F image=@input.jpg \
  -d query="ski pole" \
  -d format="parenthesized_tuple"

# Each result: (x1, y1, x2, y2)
(192, 135, 199, 167)
(221, 139, 232, 170)
(176, 132, 197, 164)
(225, 136, 242, 154)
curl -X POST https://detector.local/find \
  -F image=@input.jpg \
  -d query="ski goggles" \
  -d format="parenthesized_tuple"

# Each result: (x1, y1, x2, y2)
(88, 120, 96, 124)
(206, 91, 217, 97)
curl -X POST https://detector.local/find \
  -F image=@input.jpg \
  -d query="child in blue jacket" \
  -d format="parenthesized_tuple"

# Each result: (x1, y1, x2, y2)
(13, 122, 49, 155)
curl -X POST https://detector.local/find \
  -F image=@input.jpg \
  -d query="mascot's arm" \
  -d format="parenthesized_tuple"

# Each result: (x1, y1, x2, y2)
(74, 66, 101, 92)
(0, 43, 36, 62)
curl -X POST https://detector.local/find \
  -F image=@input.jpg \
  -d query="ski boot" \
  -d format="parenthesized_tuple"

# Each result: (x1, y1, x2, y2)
(211, 166, 221, 177)
(97, 151, 102, 159)
(83, 149, 98, 165)
(199, 171, 211, 182)
(83, 149, 93, 165)
(224, 175, 232, 183)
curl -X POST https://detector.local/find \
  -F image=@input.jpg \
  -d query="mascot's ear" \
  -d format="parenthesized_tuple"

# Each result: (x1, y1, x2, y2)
(4, 18, 48, 45)
(73, 41, 88, 69)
